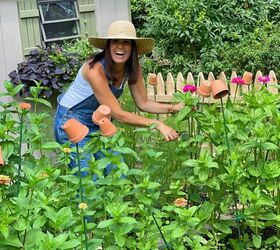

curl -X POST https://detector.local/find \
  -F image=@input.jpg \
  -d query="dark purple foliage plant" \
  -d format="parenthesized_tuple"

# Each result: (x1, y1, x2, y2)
(9, 45, 81, 98)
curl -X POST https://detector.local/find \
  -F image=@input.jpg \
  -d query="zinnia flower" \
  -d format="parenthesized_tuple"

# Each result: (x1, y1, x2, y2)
(19, 102, 31, 110)
(231, 77, 245, 85)
(0, 175, 11, 185)
(78, 203, 88, 210)
(258, 76, 270, 84)
(183, 84, 197, 93)
(174, 198, 188, 207)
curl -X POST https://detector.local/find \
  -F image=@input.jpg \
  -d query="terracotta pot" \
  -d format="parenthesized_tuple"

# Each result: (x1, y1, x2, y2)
(98, 117, 117, 137)
(197, 80, 211, 97)
(211, 80, 229, 99)
(63, 118, 89, 143)
(243, 71, 253, 85)
(148, 73, 158, 85)
(0, 146, 4, 166)
(92, 105, 111, 125)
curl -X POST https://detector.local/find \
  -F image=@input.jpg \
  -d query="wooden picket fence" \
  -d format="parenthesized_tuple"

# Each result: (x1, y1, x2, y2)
(147, 70, 278, 103)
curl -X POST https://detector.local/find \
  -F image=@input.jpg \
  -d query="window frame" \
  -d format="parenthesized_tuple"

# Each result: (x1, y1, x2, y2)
(38, 0, 81, 42)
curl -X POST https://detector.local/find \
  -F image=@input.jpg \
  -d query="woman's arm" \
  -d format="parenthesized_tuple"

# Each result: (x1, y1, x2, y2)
(84, 62, 179, 141)
(129, 66, 183, 114)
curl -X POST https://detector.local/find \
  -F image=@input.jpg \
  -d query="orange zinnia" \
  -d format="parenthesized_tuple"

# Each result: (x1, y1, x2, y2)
(174, 198, 188, 207)
(19, 102, 31, 110)
(0, 175, 11, 185)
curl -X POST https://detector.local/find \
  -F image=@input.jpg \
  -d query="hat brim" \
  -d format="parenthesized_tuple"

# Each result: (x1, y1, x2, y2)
(88, 36, 155, 55)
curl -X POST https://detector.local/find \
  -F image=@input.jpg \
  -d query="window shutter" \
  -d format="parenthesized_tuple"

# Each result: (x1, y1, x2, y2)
(77, 0, 96, 38)
(17, 0, 41, 55)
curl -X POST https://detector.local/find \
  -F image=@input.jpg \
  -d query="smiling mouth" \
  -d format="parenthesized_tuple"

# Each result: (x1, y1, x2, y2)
(115, 51, 125, 56)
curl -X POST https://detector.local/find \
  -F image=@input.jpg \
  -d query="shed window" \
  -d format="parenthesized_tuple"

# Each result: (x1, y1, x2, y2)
(38, 0, 80, 42)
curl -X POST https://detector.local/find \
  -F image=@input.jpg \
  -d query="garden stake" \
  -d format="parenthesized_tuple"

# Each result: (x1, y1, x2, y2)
(151, 213, 171, 250)
(16, 113, 24, 197)
(76, 143, 89, 250)
(220, 99, 242, 249)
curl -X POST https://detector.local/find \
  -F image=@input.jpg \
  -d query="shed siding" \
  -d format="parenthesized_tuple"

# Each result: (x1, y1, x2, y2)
(95, 0, 131, 36)
(0, 0, 23, 102)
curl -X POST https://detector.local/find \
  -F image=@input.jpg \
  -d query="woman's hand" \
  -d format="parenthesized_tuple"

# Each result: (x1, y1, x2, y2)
(156, 122, 179, 141)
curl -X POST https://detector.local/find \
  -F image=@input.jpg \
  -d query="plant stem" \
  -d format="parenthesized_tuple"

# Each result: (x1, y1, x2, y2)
(16, 113, 24, 197)
(233, 85, 238, 104)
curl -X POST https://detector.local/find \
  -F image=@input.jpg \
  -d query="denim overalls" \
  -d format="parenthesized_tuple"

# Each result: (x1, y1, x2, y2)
(53, 58, 126, 177)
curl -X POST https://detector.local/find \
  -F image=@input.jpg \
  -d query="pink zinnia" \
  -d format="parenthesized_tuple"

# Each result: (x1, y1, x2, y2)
(183, 84, 197, 93)
(258, 76, 270, 84)
(231, 77, 245, 85)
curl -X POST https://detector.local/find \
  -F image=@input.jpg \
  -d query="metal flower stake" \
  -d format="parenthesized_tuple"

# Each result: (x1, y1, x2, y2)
(210, 80, 243, 249)
(63, 118, 89, 250)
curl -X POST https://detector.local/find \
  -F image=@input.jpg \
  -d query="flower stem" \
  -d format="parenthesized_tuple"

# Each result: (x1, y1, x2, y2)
(16, 113, 24, 197)
(233, 85, 239, 104)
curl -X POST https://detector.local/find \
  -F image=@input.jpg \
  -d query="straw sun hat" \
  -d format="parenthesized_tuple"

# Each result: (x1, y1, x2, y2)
(88, 20, 155, 55)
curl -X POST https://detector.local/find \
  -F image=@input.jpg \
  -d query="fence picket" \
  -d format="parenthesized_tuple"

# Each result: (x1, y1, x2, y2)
(176, 72, 185, 92)
(146, 71, 278, 103)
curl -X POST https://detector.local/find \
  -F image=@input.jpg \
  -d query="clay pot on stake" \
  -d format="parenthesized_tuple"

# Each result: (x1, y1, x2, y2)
(148, 73, 158, 85)
(92, 105, 111, 125)
(197, 80, 211, 110)
(63, 118, 89, 250)
(98, 117, 117, 137)
(210, 80, 242, 248)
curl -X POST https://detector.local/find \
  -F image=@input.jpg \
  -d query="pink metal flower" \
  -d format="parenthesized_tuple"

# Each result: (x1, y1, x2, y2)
(183, 84, 197, 93)
(258, 76, 270, 84)
(231, 77, 245, 85)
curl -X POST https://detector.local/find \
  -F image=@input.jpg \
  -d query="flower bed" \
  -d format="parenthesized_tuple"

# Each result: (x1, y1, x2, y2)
(0, 71, 280, 249)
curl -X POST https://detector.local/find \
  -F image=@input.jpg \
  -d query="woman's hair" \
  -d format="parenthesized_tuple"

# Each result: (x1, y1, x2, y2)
(88, 40, 139, 85)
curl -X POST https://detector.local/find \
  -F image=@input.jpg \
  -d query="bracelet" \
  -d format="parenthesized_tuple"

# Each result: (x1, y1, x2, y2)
(168, 104, 174, 113)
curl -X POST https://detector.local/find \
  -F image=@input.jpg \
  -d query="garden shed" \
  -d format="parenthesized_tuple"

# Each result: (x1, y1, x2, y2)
(0, 0, 131, 98)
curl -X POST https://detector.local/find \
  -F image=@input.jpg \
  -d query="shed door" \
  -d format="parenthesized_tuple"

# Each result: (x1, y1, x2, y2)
(17, 0, 41, 56)
(77, 0, 96, 38)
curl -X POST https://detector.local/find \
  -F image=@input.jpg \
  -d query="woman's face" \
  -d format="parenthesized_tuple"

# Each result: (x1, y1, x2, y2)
(110, 39, 132, 65)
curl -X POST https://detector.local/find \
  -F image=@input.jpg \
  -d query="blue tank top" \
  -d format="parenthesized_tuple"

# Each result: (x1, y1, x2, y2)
(57, 57, 127, 129)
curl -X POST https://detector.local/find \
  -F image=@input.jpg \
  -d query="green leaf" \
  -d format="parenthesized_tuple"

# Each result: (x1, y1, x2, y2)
(197, 202, 215, 221)
(59, 175, 79, 184)
(119, 217, 137, 224)
(11, 84, 24, 96)
(13, 218, 29, 231)
(61, 239, 81, 249)
(41, 141, 63, 150)
(0, 233, 23, 248)
(33, 216, 47, 228)
(213, 222, 232, 234)
(114, 233, 125, 247)
(252, 235, 262, 248)
(97, 219, 114, 228)
(262, 142, 278, 150)
(171, 226, 186, 238)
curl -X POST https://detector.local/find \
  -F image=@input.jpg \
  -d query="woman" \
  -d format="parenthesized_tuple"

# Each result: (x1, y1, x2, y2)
(54, 20, 183, 173)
